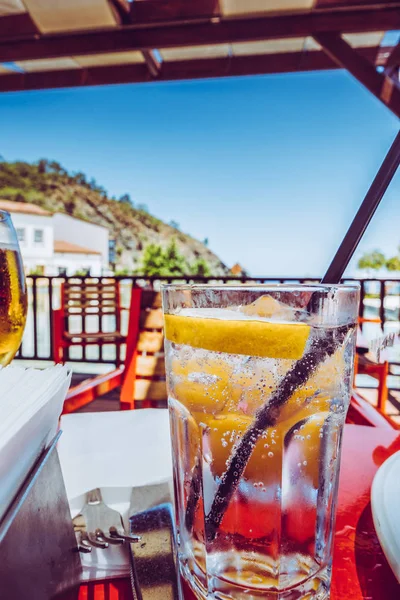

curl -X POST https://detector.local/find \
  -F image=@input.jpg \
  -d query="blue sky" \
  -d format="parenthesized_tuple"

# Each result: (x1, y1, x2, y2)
(0, 70, 398, 277)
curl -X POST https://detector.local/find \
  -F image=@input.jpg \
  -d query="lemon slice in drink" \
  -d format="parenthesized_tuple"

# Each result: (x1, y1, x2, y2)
(164, 311, 310, 360)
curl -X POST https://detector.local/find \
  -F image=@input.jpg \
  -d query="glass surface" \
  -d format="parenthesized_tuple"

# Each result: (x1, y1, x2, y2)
(0, 211, 28, 366)
(162, 284, 359, 600)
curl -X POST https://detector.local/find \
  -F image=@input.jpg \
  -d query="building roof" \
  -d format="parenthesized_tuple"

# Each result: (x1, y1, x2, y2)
(0, 1, 397, 117)
(231, 263, 247, 275)
(0, 199, 51, 216)
(54, 240, 101, 255)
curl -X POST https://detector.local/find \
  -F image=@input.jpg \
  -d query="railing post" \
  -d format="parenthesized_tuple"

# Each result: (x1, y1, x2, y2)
(379, 280, 385, 329)
(48, 278, 54, 361)
(359, 280, 365, 324)
(32, 277, 38, 360)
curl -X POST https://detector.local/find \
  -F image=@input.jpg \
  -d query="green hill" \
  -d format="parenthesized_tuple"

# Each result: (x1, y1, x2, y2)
(0, 158, 228, 276)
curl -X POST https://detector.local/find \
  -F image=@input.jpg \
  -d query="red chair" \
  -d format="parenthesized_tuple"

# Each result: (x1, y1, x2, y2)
(347, 390, 398, 429)
(78, 578, 132, 600)
(354, 317, 389, 413)
(61, 287, 167, 413)
(53, 278, 126, 365)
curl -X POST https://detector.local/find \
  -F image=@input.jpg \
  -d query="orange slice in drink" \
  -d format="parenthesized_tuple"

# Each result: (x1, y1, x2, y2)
(205, 413, 283, 483)
(164, 314, 310, 360)
(170, 355, 241, 415)
(240, 294, 297, 320)
(205, 410, 329, 486)
(276, 348, 344, 423)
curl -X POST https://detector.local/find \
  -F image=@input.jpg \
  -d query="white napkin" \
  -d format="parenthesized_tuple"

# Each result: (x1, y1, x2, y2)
(0, 365, 72, 521)
(57, 409, 173, 581)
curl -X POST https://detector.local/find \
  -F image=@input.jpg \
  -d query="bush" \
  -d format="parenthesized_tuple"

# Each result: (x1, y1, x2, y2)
(191, 257, 211, 277)
(114, 267, 131, 276)
(138, 239, 188, 276)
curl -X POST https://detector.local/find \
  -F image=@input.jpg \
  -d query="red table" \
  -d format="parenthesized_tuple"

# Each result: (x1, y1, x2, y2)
(79, 425, 400, 600)
(331, 425, 400, 599)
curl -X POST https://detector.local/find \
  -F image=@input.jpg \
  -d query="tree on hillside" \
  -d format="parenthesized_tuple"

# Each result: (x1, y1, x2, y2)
(64, 199, 76, 214)
(37, 159, 48, 174)
(120, 193, 134, 206)
(357, 250, 386, 271)
(386, 256, 400, 271)
(139, 239, 188, 276)
(49, 160, 66, 176)
(73, 172, 87, 185)
(140, 243, 167, 276)
(89, 177, 98, 190)
(163, 238, 188, 275)
(191, 257, 211, 277)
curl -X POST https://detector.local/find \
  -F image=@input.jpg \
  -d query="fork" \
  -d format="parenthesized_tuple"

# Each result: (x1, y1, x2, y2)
(74, 488, 140, 552)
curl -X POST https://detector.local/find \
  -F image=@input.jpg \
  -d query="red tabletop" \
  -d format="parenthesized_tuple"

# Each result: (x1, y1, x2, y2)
(79, 425, 400, 600)
(331, 425, 400, 599)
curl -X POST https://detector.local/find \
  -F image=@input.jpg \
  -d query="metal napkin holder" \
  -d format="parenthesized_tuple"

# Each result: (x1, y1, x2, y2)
(0, 432, 82, 600)
(129, 483, 180, 600)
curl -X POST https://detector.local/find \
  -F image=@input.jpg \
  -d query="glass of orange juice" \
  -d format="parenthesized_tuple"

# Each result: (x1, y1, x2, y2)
(162, 284, 359, 600)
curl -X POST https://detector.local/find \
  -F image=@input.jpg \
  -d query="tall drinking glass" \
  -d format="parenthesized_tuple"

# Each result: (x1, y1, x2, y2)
(162, 284, 359, 600)
(0, 210, 27, 365)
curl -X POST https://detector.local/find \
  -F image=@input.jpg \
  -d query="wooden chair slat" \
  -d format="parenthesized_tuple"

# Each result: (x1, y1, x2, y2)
(137, 331, 164, 353)
(64, 303, 118, 311)
(136, 355, 166, 377)
(64, 331, 125, 341)
(134, 379, 167, 401)
(64, 292, 118, 299)
(64, 287, 117, 294)
(141, 290, 162, 309)
(140, 308, 164, 330)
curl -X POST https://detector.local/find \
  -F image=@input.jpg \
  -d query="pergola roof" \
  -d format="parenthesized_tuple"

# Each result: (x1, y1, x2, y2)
(0, 0, 399, 115)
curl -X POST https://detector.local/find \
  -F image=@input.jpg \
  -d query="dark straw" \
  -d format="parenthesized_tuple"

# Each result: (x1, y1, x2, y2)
(204, 325, 350, 542)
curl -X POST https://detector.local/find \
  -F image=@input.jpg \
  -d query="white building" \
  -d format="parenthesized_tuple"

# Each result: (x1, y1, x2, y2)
(0, 200, 109, 276)
(53, 213, 109, 267)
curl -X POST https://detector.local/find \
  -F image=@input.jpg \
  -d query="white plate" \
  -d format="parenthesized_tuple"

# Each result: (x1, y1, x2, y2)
(371, 449, 400, 583)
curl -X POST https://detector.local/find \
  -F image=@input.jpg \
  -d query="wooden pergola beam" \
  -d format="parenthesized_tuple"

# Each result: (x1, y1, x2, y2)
(0, 46, 389, 94)
(142, 50, 161, 77)
(0, 13, 38, 39)
(385, 42, 400, 67)
(130, 0, 221, 24)
(314, 32, 400, 118)
(110, 0, 131, 24)
(384, 41, 400, 79)
(0, 6, 398, 63)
